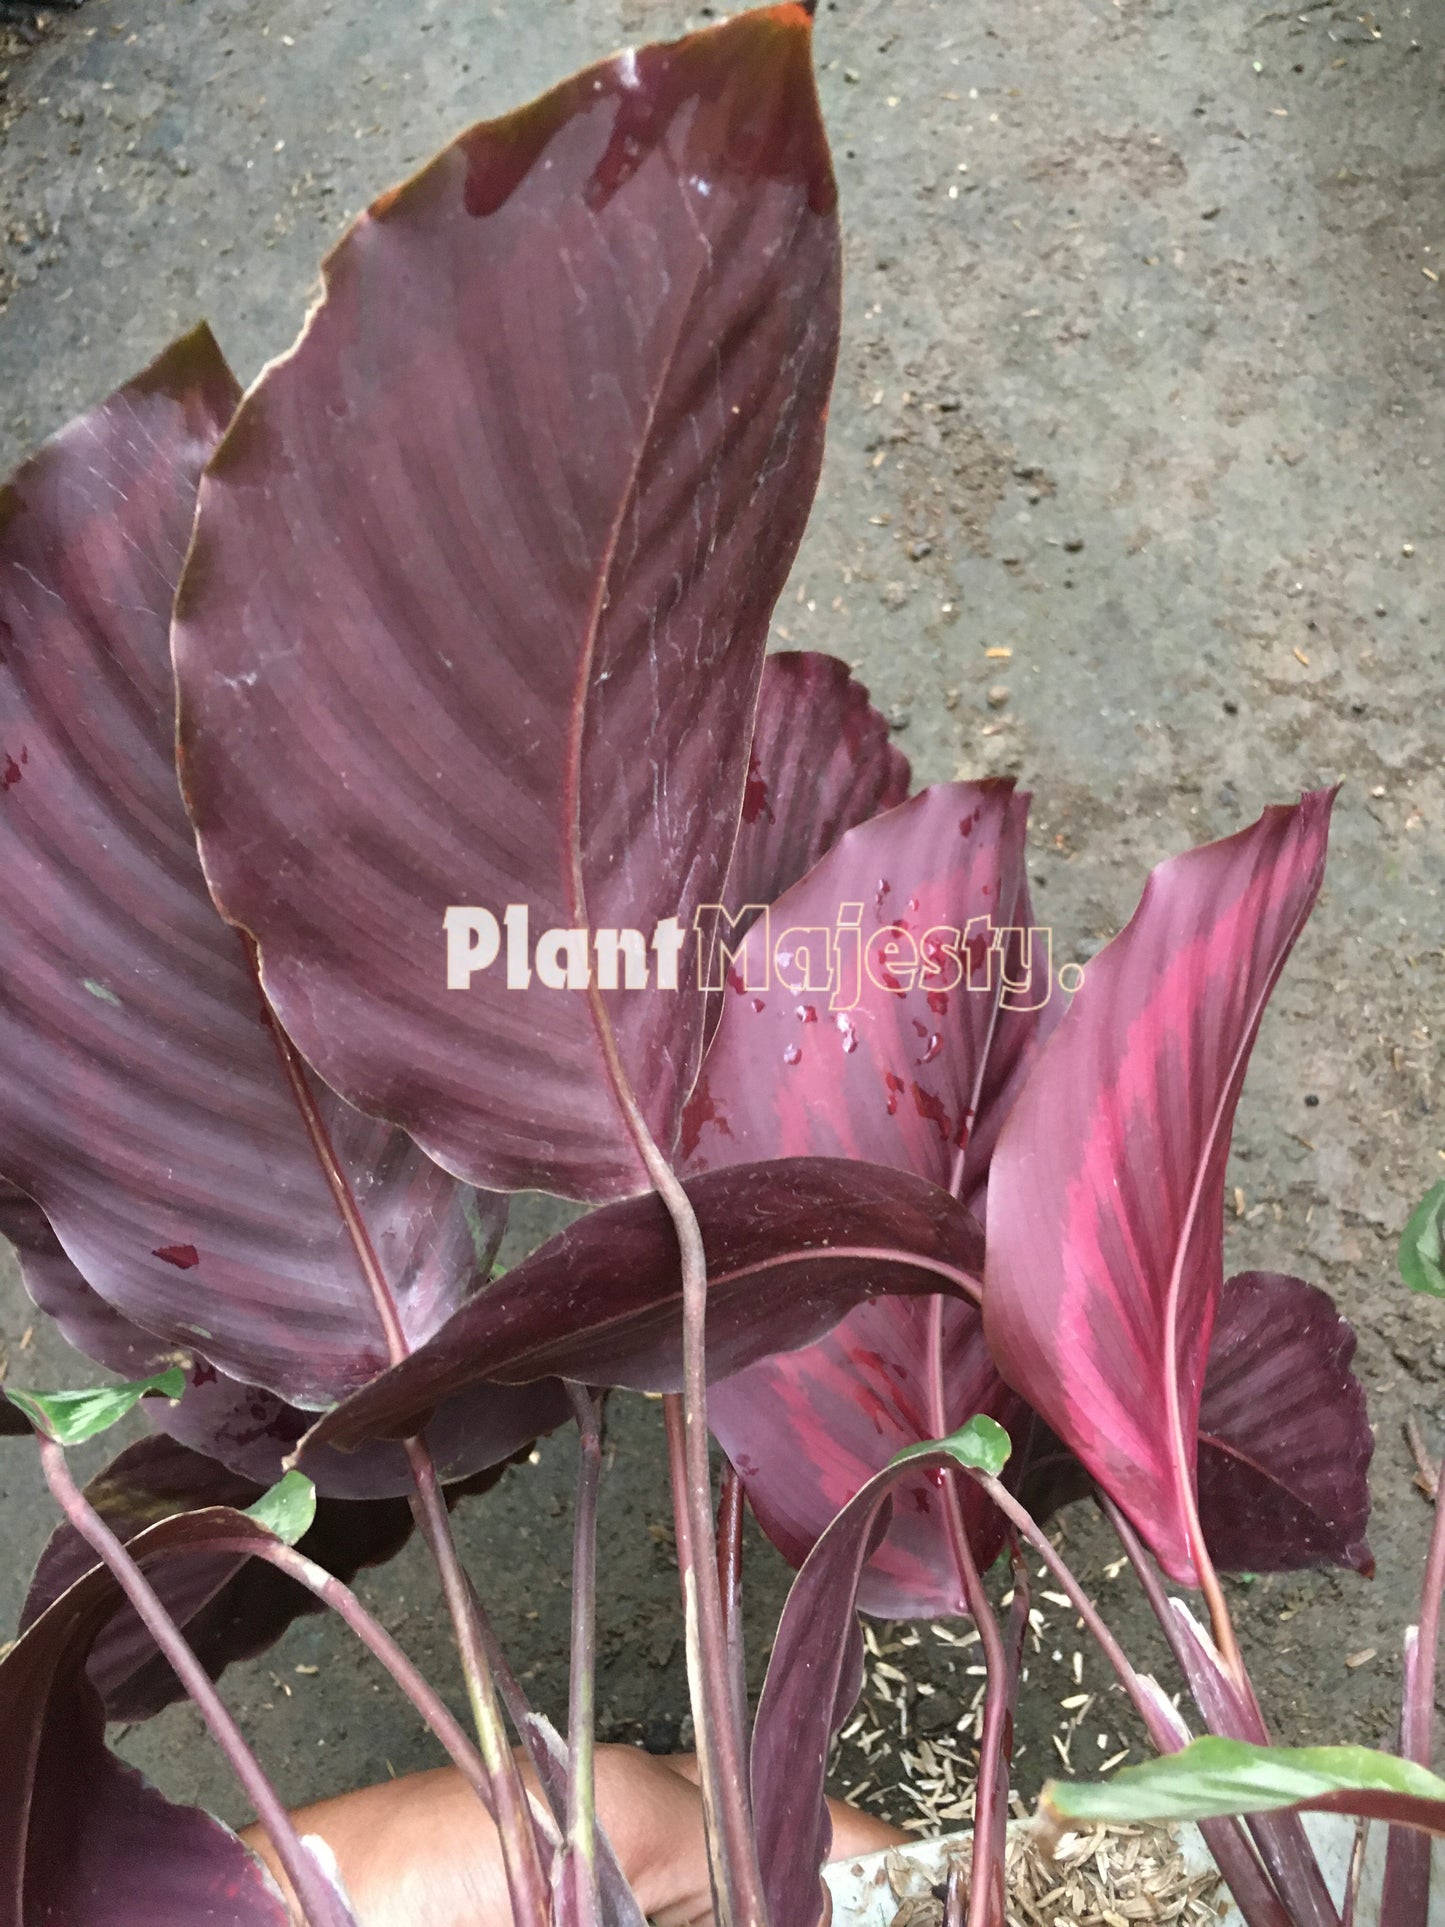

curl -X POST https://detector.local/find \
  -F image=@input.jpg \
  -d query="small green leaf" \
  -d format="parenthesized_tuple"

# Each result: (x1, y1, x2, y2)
(4, 1365, 187, 1445)
(1400, 1182, 1445, 1297)
(889, 1413, 1012, 1479)
(243, 1470, 317, 1545)
(1042, 1735, 1445, 1831)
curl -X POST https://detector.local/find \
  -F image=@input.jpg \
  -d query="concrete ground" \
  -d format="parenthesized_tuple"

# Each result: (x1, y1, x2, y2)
(1, 0, 1442, 1834)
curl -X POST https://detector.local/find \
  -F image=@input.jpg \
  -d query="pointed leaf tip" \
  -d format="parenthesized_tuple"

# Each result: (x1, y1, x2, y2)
(5, 1366, 187, 1444)
(243, 1469, 318, 1545)
(1400, 1182, 1445, 1297)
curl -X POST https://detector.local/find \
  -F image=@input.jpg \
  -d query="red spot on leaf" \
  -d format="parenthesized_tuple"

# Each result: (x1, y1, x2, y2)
(1, 752, 23, 791)
(911, 1082, 951, 1142)
(741, 748, 773, 826)
(783, 1044, 802, 1066)
(927, 989, 949, 1016)
(680, 1073, 733, 1161)
(883, 1070, 905, 1116)
(154, 1243, 200, 1270)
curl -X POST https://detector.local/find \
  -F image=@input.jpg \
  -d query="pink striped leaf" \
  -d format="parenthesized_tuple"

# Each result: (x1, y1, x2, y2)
(983, 792, 1337, 1583)
(711, 1296, 1028, 1616)
(710, 1265, 1370, 1621)
(172, 8, 840, 1204)
(683, 779, 1048, 1209)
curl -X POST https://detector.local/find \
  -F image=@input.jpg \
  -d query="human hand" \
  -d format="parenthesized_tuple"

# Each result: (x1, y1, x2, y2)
(242, 1745, 906, 1927)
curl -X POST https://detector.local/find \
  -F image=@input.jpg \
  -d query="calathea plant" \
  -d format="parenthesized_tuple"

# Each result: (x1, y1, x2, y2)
(0, 5, 1438, 1925)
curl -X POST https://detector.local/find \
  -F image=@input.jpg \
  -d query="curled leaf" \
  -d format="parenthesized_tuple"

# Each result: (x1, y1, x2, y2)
(2, 1502, 304, 1925)
(20, 1435, 419, 1722)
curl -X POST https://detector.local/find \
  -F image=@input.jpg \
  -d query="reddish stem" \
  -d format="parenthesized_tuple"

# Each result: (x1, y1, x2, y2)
(562, 1385, 605, 1927)
(1380, 1456, 1445, 1925)
(39, 1437, 353, 1927)
(649, 1149, 768, 1927)
(404, 1435, 552, 1926)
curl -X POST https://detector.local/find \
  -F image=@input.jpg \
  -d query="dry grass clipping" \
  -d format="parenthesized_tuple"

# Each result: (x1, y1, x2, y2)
(883, 1822, 1226, 1927)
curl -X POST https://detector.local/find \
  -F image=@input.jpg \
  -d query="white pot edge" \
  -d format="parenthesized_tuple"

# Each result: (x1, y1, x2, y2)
(821, 1812, 1445, 1926)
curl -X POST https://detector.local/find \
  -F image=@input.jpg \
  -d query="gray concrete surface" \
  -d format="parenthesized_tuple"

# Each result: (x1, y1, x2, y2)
(1, 0, 1442, 1831)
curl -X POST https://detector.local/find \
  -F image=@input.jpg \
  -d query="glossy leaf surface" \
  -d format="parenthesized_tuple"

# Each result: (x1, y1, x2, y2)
(0, 330, 508, 1408)
(174, 7, 841, 1203)
(0, 1182, 173, 1381)
(0, 1158, 559, 1497)
(984, 793, 1336, 1582)
(307, 1157, 984, 1453)
(1, 1504, 298, 1926)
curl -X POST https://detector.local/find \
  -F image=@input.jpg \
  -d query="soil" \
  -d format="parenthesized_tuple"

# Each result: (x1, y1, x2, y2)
(1, 0, 1442, 1844)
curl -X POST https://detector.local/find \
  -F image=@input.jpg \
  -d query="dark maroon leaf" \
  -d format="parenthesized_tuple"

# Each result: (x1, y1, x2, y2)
(172, 8, 841, 1205)
(0, 1178, 564, 1495)
(0, 329, 512, 1409)
(749, 1435, 1004, 1927)
(1197, 1271, 1373, 1576)
(721, 651, 909, 930)
(305, 1158, 984, 1454)
(154, 1358, 569, 1500)
(0, 1507, 296, 1926)
(20, 1434, 421, 1721)
(0, 1180, 178, 1380)
(682, 780, 1045, 1211)
(984, 792, 1336, 1583)
(711, 1295, 1026, 1616)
